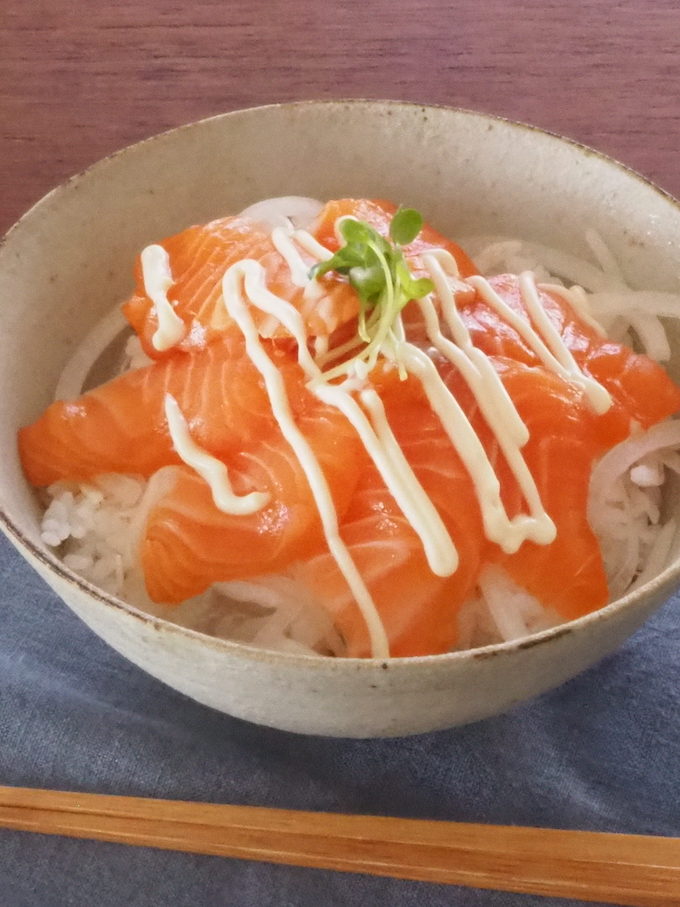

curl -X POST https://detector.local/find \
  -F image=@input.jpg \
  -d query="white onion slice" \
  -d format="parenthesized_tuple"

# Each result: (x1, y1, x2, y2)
(587, 290, 680, 322)
(54, 306, 128, 401)
(629, 518, 678, 591)
(239, 196, 324, 232)
(584, 228, 626, 285)
(477, 564, 532, 642)
(467, 236, 627, 293)
(627, 312, 672, 362)
(589, 420, 680, 526)
(125, 466, 179, 568)
(589, 420, 680, 599)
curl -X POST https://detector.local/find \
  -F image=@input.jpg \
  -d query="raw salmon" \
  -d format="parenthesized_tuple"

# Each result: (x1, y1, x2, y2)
(295, 392, 486, 658)
(462, 358, 611, 621)
(123, 199, 479, 362)
(122, 214, 362, 359)
(17, 200, 680, 659)
(141, 404, 368, 603)
(311, 198, 479, 279)
(461, 274, 680, 433)
(297, 357, 611, 656)
(18, 334, 317, 487)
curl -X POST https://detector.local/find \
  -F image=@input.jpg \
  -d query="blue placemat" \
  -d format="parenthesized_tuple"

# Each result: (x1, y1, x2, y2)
(1, 529, 679, 907)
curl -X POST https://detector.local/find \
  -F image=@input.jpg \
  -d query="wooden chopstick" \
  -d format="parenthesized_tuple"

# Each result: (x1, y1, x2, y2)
(0, 785, 677, 906)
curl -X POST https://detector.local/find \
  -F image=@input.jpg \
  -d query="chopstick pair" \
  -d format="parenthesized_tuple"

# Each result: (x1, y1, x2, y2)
(0, 785, 678, 906)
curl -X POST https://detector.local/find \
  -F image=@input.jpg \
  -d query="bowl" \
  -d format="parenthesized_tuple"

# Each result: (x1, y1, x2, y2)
(2, 100, 680, 737)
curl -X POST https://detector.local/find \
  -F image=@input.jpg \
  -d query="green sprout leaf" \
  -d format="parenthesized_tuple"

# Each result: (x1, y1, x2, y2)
(349, 263, 384, 303)
(338, 218, 374, 245)
(389, 207, 424, 246)
(309, 207, 435, 378)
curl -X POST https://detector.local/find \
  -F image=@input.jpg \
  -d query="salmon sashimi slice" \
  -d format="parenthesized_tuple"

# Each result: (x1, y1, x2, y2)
(122, 214, 363, 360)
(123, 199, 478, 365)
(394, 357, 619, 620)
(379, 358, 610, 647)
(140, 406, 368, 603)
(294, 401, 487, 658)
(311, 198, 480, 278)
(18, 333, 314, 487)
(460, 274, 680, 433)
(462, 358, 611, 621)
(18, 198, 680, 658)
(497, 430, 608, 622)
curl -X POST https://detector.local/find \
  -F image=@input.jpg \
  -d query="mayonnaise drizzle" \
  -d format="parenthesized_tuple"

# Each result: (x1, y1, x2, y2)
(419, 252, 556, 551)
(291, 229, 334, 263)
(164, 394, 270, 515)
(400, 344, 556, 552)
(314, 381, 459, 576)
(270, 224, 331, 304)
(540, 281, 608, 338)
(422, 252, 529, 447)
(140, 244, 187, 352)
(222, 262, 391, 659)
(468, 273, 612, 414)
(220, 259, 460, 578)
(159, 213, 616, 658)
(271, 226, 314, 287)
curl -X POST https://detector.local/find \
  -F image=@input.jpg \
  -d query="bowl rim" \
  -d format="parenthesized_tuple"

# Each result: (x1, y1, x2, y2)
(3, 97, 680, 671)
(5, 97, 680, 247)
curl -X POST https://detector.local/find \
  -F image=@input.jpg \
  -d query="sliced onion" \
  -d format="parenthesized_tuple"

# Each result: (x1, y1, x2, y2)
(478, 564, 532, 642)
(469, 236, 626, 293)
(584, 228, 626, 284)
(239, 196, 324, 232)
(627, 312, 672, 362)
(587, 290, 680, 322)
(125, 466, 178, 568)
(629, 518, 678, 591)
(54, 306, 128, 401)
(589, 420, 680, 526)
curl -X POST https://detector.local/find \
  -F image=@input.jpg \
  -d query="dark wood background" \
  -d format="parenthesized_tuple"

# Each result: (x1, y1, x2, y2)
(2, 0, 680, 237)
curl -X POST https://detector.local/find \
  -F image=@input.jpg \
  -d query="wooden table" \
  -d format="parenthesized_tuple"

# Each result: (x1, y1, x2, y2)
(2, 0, 680, 237)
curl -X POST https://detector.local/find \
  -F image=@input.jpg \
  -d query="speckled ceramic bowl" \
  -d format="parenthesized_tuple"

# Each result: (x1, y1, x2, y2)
(2, 100, 680, 737)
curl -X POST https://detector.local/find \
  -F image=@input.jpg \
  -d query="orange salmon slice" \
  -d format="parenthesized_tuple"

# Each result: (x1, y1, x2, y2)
(294, 402, 487, 658)
(461, 274, 680, 434)
(17, 202, 680, 659)
(312, 198, 479, 278)
(122, 214, 362, 359)
(18, 333, 316, 487)
(122, 198, 480, 363)
(141, 405, 368, 603)
(296, 357, 612, 657)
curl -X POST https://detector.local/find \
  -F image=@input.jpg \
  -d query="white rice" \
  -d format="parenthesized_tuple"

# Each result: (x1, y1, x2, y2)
(36, 231, 680, 655)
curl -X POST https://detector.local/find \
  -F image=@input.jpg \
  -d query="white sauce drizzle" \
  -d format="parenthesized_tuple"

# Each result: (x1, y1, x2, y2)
(468, 273, 612, 414)
(271, 226, 313, 287)
(164, 394, 270, 515)
(162, 213, 616, 658)
(314, 381, 459, 576)
(220, 259, 460, 578)
(399, 344, 556, 552)
(222, 262, 391, 659)
(540, 282, 608, 338)
(140, 244, 187, 352)
(291, 229, 334, 263)
(270, 224, 332, 304)
(422, 252, 529, 446)
(420, 253, 556, 551)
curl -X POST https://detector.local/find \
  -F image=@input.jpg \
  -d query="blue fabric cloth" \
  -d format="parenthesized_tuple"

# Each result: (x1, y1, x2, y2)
(1, 529, 679, 907)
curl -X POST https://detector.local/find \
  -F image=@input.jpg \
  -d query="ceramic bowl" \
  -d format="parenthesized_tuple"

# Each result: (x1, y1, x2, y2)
(2, 100, 680, 737)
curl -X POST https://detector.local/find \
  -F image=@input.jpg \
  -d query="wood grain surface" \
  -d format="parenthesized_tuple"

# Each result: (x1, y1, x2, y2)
(1, 785, 680, 907)
(2, 0, 680, 237)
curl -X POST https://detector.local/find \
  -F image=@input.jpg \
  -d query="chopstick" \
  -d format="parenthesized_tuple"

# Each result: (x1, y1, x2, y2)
(0, 786, 677, 906)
